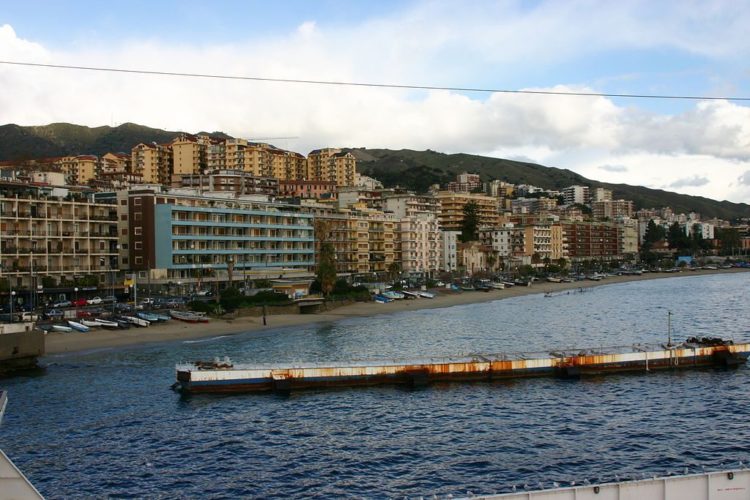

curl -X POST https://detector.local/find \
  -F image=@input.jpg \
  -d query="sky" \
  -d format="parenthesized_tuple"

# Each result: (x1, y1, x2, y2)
(1, 0, 749, 204)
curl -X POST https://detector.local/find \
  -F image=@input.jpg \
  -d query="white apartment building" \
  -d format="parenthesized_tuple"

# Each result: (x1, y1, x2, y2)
(442, 230, 460, 272)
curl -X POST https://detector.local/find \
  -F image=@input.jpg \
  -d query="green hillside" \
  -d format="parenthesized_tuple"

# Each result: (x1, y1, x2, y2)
(349, 148, 750, 221)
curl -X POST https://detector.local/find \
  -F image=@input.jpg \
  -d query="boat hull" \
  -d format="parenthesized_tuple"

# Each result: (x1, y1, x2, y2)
(174, 342, 750, 394)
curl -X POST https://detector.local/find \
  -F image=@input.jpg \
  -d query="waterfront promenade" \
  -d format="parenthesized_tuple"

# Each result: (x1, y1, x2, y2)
(44, 268, 748, 356)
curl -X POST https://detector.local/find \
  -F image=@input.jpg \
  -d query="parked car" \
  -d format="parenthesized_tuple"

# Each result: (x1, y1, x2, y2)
(53, 300, 72, 308)
(101, 296, 117, 304)
(86, 296, 103, 305)
(71, 298, 88, 307)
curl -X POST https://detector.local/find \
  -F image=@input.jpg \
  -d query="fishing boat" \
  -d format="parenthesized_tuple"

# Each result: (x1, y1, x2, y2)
(80, 319, 101, 328)
(400, 291, 419, 299)
(123, 316, 150, 327)
(51, 325, 73, 333)
(417, 291, 435, 299)
(490, 282, 505, 289)
(374, 294, 391, 303)
(67, 321, 90, 332)
(382, 290, 405, 300)
(169, 310, 209, 323)
(153, 313, 171, 322)
(173, 337, 750, 394)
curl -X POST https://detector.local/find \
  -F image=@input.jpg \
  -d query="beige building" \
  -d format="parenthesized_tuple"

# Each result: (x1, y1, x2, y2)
(307, 148, 356, 187)
(100, 152, 131, 175)
(132, 143, 172, 185)
(0, 194, 119, 289)
(382, 193, 439, 218)
(434, 191, 500, 232)
(59, 155, 98, 185)
(395, 214, 441, 275)
(592, 199, 634, 220)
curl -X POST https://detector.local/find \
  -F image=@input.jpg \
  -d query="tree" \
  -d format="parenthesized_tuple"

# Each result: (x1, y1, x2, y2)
(667, 222, 689, 251)
(716, 228, 741, 256)
(460, 201, 480, 243)
(316, 242, 337, 296)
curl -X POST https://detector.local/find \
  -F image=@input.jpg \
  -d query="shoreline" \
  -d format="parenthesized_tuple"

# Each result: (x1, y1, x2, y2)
(43, 268, 748, 356)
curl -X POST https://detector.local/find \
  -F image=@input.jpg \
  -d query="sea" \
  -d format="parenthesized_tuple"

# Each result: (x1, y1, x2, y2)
(1, 272, 749, 499)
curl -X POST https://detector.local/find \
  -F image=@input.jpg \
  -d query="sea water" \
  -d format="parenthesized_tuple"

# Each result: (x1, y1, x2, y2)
(1, 273, 749, 498)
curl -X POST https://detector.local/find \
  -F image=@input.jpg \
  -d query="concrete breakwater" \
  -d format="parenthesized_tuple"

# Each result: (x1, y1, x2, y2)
(0, 323, 44, 376)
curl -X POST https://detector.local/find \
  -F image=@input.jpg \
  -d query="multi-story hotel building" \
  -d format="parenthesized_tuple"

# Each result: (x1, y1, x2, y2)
(171, 134, 208, 177)
(0, 193, 119, 289)
(278, 180, 337, 200)
(99, 153, 131, 175)
(592, 199, 634, 220)
(124, 189, 314, 283)
(307, 148, 356, 187)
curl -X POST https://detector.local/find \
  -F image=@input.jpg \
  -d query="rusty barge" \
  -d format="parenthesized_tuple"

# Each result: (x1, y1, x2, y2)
(173, 337, 750, 394)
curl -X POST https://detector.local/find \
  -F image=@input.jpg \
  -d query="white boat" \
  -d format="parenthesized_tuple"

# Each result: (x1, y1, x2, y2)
(382, 291, 405, 300)
(0, 389, 7, 426)
(170, 310, 209, 323)
(51, 325, 73, 333)
(490, 282, 505, 289)
(94, 319, 121, 329)
(123, 316, 150, 327)
(401, 291, 420, 299)
(417, 291, 435, 299)
(546, 277, 562, 283)
(67, 321, 90, 332)
(80, 319, 101, 328)
(502, 281, 515, 288)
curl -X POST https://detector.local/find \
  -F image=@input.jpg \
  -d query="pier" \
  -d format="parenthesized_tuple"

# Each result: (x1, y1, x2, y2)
(174, 338, 750, 394)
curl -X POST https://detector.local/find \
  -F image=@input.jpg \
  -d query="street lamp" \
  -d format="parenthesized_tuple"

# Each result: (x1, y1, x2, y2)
(10, 290, 15, 323)
(74, 287, 79, 318)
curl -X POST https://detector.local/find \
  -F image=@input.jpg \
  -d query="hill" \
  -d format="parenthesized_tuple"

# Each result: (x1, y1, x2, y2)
(0, 122, 208, 159)
(0, 123, 747, 220)
(349, 148, 750, 221)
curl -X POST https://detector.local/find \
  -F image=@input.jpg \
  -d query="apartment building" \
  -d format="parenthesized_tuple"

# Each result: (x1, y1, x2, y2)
(562, 221, 622, 261)
(171, 134, 208, 176)
(562, 185, 590, 205)
(132, 143, 172, 185)
(125, 190, 314, 283)
(479, 224, 514, 258)
(0, 194, 119, 288)
(447, 172, 481, 193)
(592, 188, 613, 202)
(395, 214, 441, 275)
(307, 148, 357, 187)
(99, 153, 131, 175)
(174, 170, 279, 196)
(382, 193, 439, 218)
(59, 155, 97, 185)
(278, 180, 337, 200)
(592, 199, 634, 220)
(442, 230, 460, 272)
(434, 191, 500, 231)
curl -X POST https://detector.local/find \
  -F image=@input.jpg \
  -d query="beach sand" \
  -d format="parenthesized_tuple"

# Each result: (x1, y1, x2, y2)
(44, 268, 747, 355)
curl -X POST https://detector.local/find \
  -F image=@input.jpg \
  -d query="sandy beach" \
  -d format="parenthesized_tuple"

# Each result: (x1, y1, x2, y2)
(44, 268, 748, 356)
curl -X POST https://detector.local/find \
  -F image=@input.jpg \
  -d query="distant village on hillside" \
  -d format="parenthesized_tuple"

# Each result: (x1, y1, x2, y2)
(0, 131, 748, 302)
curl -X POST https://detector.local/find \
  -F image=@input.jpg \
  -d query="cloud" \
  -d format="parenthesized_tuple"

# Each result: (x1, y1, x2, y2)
(598, 164, 628, 173)
(1, 1, 750, 203)
(738, 171, 750, 185)
(669, 175, 710, 188)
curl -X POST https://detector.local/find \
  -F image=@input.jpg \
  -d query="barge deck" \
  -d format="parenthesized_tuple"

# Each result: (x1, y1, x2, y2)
(173, 337, 750, 394)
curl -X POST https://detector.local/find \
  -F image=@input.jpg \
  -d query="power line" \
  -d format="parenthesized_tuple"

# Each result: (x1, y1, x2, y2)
(1, 59, 749, 102)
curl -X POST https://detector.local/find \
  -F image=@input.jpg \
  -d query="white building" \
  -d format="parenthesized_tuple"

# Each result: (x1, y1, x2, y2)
(562, 185, 590, 205)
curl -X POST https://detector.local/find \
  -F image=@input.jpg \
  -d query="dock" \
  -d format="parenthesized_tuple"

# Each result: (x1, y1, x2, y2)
(174, 338, 750, 394)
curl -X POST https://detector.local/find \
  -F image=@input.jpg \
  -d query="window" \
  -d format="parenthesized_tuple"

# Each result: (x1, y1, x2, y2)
(120, 214, 127, 221)
(134, 227, 142, 236)
(121, 228, 127, 236)
(134, 212, 142, 221)
(135, 256, 143, 265)
(133, 198, 142, 206)
(120, 200, 127, 206)
(122, 257, 129, 265)
(134, 241, 142, 250)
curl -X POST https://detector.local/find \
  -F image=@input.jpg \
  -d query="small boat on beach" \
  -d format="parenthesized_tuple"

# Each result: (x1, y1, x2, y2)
(417, 291, 435, 299)
(123, 316, 150, 327)
(114, 318, 131, 329)
(170, 310, 209, 323)
(137, 312, 162, 323)
(490, 282, 505, 289)
(67, 321, 90, 332)
(382, 291, 405, 300)
(80, 319, 101, 328)
(51, 325, 73, 333)
(94, 318, 121, 329)
(153, 313, 171, 322)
